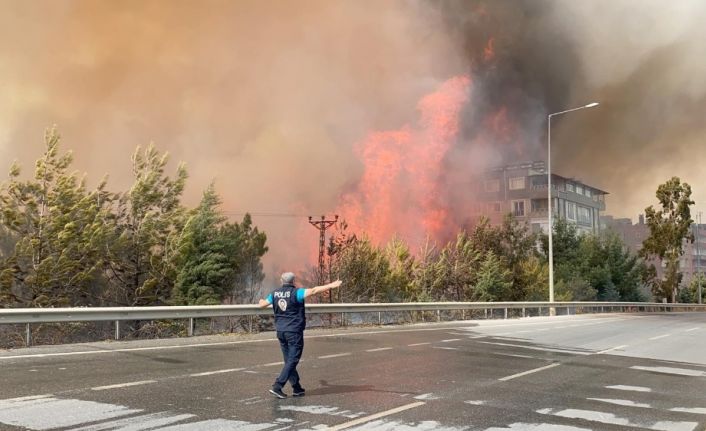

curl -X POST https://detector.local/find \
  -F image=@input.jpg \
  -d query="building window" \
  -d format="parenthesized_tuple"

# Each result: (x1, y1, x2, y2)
(509, 176, 526, 190)
(566, 202, 576, 220)
(585, 188, 592, 198)
(566, 182, 575, 193)
(578, 206, 592, 225)
(512, 200, 526, 217)
(576, 184, 584, 195)
(485, 179, 500, 192)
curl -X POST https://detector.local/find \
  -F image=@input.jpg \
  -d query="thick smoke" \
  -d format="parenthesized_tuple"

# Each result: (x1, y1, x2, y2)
(1, 0, 705, 277)
(438, 0, 706, 221)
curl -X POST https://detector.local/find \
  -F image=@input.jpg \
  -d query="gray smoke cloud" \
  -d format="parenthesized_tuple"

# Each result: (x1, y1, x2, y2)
(1, 0, 704, 276)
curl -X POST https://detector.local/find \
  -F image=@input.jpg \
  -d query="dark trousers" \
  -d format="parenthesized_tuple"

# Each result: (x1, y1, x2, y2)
(274, 331, 304, 390)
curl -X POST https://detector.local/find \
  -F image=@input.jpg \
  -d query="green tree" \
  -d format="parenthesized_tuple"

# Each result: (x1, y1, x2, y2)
(383, 238, 415, 302)
(226, 213, 268, 304)
(171, 185, 234, 305)
(473, 251, 513, 302)
(107, 144, 187, 306)
(435, 232, 480, 301)
(640, 177, 695, 302)
(332, 238, 393, 302)
(498, 215, 538, 301)
(0, 129, 116, 307)
(680, 273, 706, 303)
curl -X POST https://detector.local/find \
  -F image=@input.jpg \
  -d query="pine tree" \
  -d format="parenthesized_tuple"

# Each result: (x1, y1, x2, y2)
(106, 144, 187, 306)
(473, 251, 512, 302)
(172, 185, 234, 305)
(0, 128, 116, 307)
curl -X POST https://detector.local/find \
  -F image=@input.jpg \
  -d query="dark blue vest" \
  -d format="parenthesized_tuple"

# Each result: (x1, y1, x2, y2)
(271, 284, 306, 333)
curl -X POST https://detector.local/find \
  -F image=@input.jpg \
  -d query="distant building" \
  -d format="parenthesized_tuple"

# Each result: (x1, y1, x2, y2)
(601, 214, 649, 255)
(603, 214, 705, 288)
(680, 223, 706, 286)
(473, 161, 607, 234)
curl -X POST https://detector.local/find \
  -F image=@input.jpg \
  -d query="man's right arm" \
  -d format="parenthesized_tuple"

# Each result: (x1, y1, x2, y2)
(303, 280, 342, 299)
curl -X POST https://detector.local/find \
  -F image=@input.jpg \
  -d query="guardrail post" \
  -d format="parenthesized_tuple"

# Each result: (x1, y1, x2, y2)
(461, 309, 465, 320)
(437, 309, 441, 322)
(115, 320, 120, 340)
(25, 323, 31, 347)
(188, 318, 194, 337)
(378, 311, 382, 325)
(504, 308, 508, 319)
(522, 307, 525, 318)
(484, 309, 488, 319)
(249, 316, 253, 333)
(341, 312, 345, 327)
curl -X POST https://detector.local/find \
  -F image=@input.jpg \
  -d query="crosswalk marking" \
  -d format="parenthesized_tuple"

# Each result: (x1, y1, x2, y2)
(70, 412, 195, 430)
(537, 407, 698, 431)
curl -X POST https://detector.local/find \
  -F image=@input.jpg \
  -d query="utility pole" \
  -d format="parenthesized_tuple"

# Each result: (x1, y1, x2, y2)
(696, 212, 703, 304)
(309, 215, 338, 301)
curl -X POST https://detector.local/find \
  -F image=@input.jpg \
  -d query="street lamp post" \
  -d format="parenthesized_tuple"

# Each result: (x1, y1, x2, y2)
(547, 102, 599, 311)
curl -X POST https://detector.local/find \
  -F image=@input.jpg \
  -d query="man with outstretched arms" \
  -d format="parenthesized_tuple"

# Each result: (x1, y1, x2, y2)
(259, 272, 342, 399)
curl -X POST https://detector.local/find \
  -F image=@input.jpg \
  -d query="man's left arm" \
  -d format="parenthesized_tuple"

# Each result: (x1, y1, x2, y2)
(258, 294, 273, 308)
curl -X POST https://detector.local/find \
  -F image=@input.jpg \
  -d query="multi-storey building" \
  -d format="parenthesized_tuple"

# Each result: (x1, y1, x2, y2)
(474, 161, 607, 234)
(680, 222, 706, 285)
(603, 214, 704, 288)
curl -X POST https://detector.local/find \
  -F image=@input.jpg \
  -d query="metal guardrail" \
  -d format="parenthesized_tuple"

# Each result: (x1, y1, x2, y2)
(2, 301, 705, 347)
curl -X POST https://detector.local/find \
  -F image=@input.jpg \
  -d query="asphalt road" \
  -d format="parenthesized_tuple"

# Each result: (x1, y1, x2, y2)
(1, 312, 705, 431)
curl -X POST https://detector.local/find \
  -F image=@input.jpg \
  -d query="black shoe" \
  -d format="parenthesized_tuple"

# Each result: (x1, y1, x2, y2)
(292, 386, 305, 397)
(269, 388, 287, 399)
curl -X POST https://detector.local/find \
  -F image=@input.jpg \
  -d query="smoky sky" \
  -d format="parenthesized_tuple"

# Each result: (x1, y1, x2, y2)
(1, 0, 705, 276)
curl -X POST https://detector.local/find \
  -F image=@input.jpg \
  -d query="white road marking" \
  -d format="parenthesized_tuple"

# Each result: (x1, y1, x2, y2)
(156, 419, 275, 430)
(649, 334, 672, 341)
(0, 326, 471, 361)
(685, 327, 700, 332)
(189, 368, 245, 377)
(537, 407, 698, 431)
(587, 398, 650, 408)
(670, 407, 706, 415)
(606, 385, 652, 393)
(464, 400, 486, 406)
(433, 346, 459, 351)
(631, 365, 706, 377)
(70, 412, 195, 430)
(341, 419, 467, 430)
(441, 339, 461, 343)
(0, 396, 141, 429)
(279, 405, 364, 419)
(485, 424, 590, 431)
(263, 362, 284, 367)
(478, 341, 590, 355)
(596, 345, 628, 355)
(326, 401, 426, 431)
(499, 363, 560, 381)
(413, 393, 441, 400)
(493, 353, 539, 360)
(91, 380, 157, 391)
(365, 347, 393, 352)
(408, 342, 430, 346)
(318, 353, 351, 359)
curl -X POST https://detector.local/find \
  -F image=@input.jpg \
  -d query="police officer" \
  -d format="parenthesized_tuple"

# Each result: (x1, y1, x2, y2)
(259, 272, 342, 398)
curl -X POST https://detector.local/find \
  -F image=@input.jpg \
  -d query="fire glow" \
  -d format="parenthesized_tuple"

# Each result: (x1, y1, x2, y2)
(336, 76, 471, 247)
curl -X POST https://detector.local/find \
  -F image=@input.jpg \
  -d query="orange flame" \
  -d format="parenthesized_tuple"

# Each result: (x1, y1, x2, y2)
(336, 75, 471, 247)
